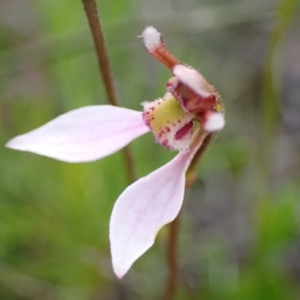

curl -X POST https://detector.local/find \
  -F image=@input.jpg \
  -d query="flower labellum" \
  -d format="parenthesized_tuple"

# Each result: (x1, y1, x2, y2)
(6, 26, 225, 278)
(142, 92, 194, 151)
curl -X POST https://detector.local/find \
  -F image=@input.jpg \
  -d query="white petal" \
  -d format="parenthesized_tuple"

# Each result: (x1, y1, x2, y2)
(204, 112, 225, 132)
(109, 132, 207, 278)
(6, 105, 149, 162)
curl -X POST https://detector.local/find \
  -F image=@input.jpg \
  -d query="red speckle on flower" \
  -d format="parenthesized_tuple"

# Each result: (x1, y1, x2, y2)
(165, 127, 171, 132)
(166, 81, 172, 88)
(174, 121, 193, 140)
(161, 139, 169, 148)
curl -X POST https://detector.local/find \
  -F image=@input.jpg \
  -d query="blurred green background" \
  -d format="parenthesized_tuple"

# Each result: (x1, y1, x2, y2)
(1, 0, 300, 299)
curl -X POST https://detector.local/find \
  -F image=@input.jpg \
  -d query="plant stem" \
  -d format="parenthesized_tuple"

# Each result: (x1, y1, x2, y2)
(163, 212, 181, 300)
(163, 133, 215, 299)
(261, 0, 298, 134)
(82, 0, 118, 106)
(81, 0, 135, 183)
(187, 133, 215, 177)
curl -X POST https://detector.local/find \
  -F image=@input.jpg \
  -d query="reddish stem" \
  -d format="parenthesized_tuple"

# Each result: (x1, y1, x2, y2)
(150, 45, 180, 70)
(163, 212, 181, 300)
(81, 0, 135, 183)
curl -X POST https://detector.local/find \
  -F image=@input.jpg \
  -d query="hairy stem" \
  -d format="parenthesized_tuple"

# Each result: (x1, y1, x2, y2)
(81, 0, 135, 183)
(163, 133, 215, 299)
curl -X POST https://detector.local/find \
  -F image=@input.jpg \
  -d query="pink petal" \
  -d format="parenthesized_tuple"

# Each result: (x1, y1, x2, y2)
(109, 132, 208, 278)
(6, 105, 149, 162)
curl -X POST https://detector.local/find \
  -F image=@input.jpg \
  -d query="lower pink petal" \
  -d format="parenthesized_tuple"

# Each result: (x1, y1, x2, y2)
(6, 105, 149, 162)
(109, 132, 208, 278)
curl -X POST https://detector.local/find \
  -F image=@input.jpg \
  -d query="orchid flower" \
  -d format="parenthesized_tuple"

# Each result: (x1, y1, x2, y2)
(6, 26, 225, 278)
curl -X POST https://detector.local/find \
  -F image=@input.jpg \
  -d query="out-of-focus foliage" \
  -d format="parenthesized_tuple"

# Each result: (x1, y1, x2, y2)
(1, 0, 300, 299)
